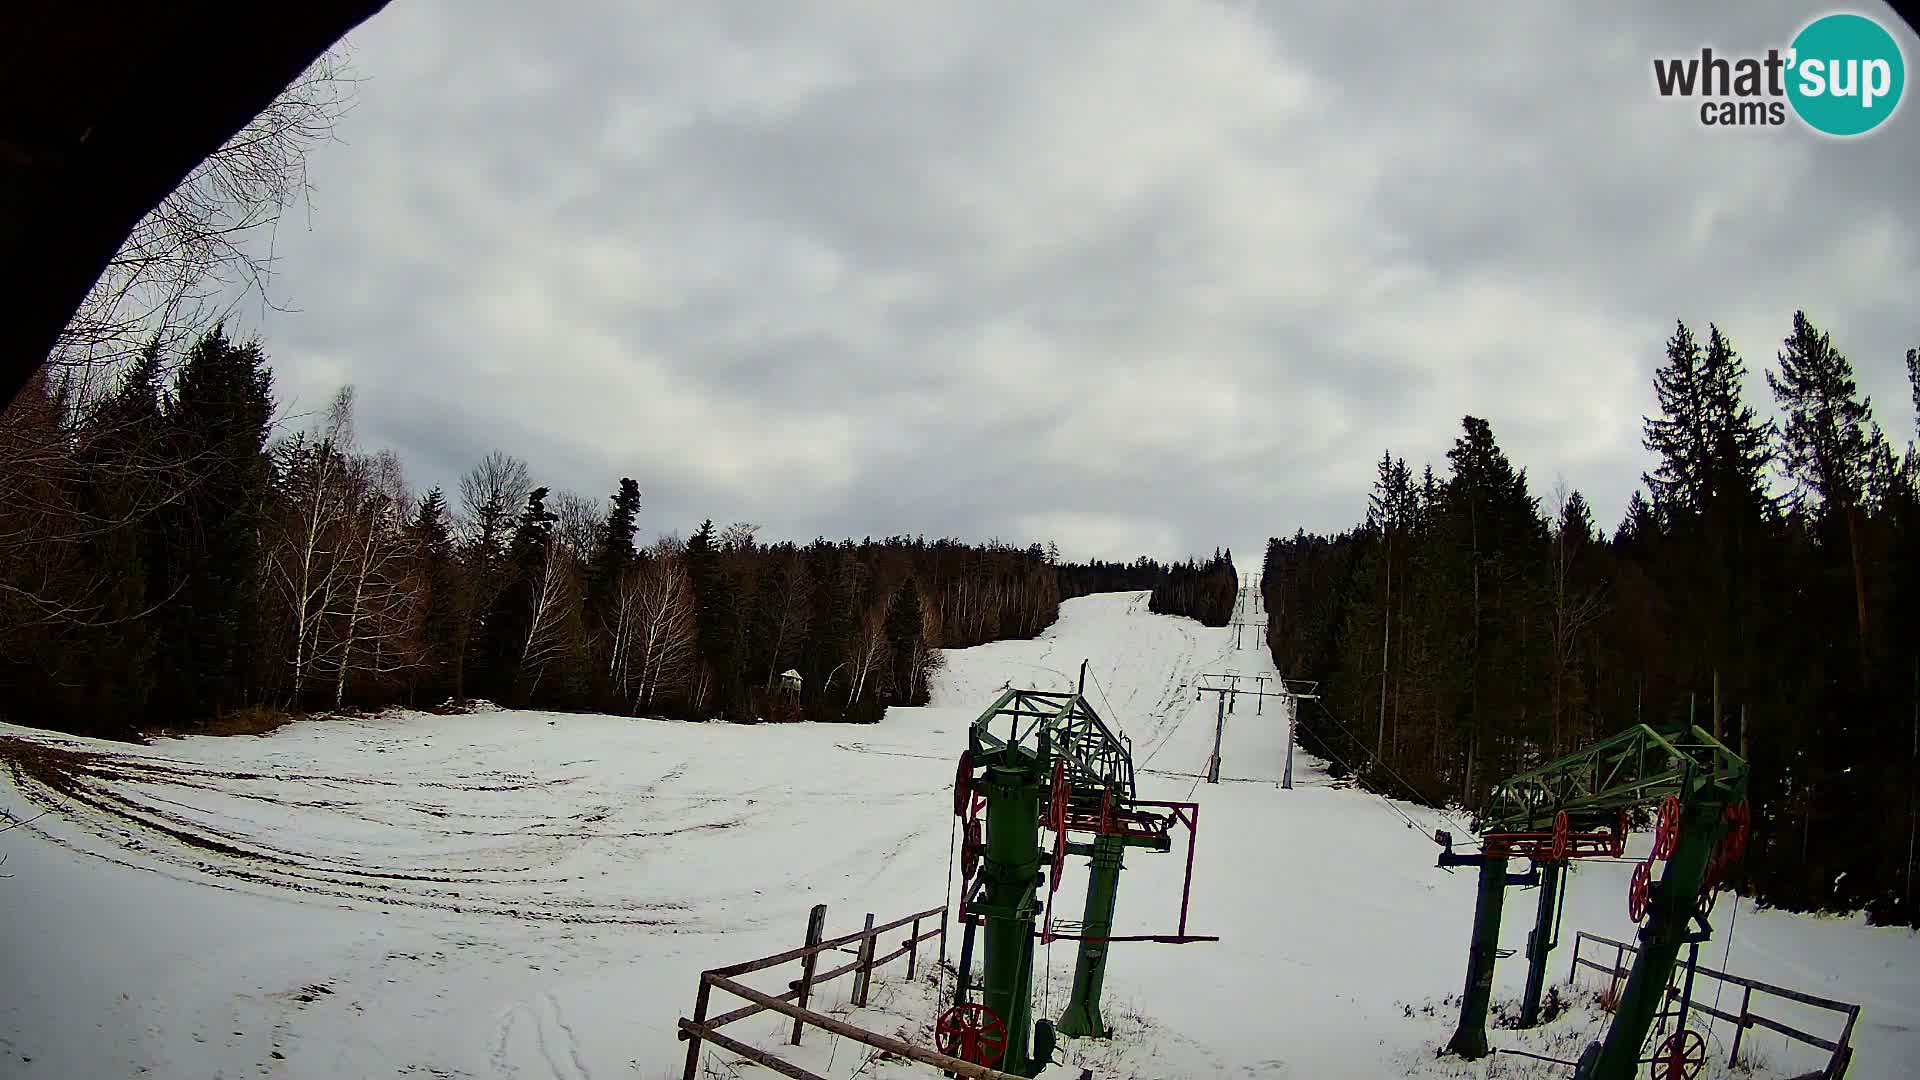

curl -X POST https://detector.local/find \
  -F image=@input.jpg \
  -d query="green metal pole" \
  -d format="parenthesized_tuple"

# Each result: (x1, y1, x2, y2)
(1447, 853, 1510, 1059)
(1055, 831, 1125, 1037)
(979, 764, 1042, 1075)
(1580, 801, 1724, 1080)
(1519, 859, 1563, 1028)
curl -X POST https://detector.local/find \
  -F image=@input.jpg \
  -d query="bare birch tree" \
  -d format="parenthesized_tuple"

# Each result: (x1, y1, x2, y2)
(847, 606, 889, 704)
(325, 449, 418, 707)
(48, 53, 358, 397)
(550, 490, 605, 560)
(266, 387, 358, 705)
(518, 533, 581, 698)
(621, 547, 699, 712)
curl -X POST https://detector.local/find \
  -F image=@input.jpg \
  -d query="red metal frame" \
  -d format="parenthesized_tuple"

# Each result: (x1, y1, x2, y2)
(1482, 811, 1627, 862)
(1040, 799, 1219, 945)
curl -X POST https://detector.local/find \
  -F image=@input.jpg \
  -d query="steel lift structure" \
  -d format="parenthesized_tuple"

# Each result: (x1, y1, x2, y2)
(1434, 723, 1750, 1080)
(940, 671, 1215, 1076)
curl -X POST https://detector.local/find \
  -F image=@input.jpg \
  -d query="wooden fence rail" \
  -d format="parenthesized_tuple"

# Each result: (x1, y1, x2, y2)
(1567, 930, 1860, 1078)
(679, 901, 982, 1080)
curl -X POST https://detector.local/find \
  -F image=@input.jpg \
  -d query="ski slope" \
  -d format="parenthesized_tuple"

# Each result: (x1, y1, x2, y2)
(2, 587, 1916, 1079)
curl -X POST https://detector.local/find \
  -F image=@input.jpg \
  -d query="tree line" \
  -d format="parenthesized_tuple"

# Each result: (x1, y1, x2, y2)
(1263, 313, 1920, 923)
(2, 329, 1228, 736)
(1149, 550, 1239, 626)
(1058, 556, 1170, 600)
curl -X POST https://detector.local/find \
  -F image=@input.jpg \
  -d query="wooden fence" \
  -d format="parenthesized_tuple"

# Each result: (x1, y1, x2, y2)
(1567, 930, 1860, 1078)
(677, 901, 1023, 1080)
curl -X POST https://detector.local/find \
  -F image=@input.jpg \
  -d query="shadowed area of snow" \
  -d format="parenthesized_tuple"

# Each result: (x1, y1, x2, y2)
(2, 590, 1916, 1078)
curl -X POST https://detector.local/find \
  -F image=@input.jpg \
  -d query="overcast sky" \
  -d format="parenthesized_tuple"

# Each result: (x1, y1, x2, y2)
(249, 1, 1920, 567)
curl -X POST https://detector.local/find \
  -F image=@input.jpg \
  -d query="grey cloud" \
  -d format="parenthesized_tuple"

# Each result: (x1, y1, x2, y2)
(246, 0, 1920, 568)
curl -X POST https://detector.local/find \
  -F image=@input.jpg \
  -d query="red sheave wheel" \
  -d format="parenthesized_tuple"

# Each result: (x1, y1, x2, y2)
(1049, 759, 1068, 831)
(953, 750, 974, 818)
(936, 1002, 1008, 1066)
(1653, 795, 1682, 860)
(1049, 759, 1069, 891)
(961, 817, 983, 880)
(1724, 800, 1750, 861)
(1551, 810, 1571, 861)
(1650, 1028, 1707, 1080)
(1629, 860, 1653, 923)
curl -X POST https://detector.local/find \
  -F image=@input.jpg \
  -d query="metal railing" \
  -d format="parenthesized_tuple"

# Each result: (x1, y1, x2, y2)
(1567, 930, 1861, 1078)
(677, 901, 1022, 1080)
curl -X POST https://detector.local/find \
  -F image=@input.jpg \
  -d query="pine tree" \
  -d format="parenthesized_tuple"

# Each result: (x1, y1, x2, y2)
(582, 478, 641, 706)
(685, 519, 744, 719)
(150, 326, 275, 721)
(1644, 321, 1709, 521)
(475, 487, 556, 701)
(1437, 416, 1547, 802)
(1616, 491, 1660, 548)
(885, 576, 926, 705)
(586, 478, 641, 624)
(67, 348, 168, 725)
(802, 540, 853, 720)
(409, 488, 458, 703)
(1699, 325, 1777, 519)
(1639, 322, 1779, 734)
(1769, 311, 1884, 644)
(1906, 347, 1918, 433)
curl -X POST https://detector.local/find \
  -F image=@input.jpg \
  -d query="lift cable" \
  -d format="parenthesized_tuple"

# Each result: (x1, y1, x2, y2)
(1710, 888, 1743, 1023)
(939, 808, 958, 1008)
(1285, 710, 1449, 840)
(1309, 697, 1479, 843)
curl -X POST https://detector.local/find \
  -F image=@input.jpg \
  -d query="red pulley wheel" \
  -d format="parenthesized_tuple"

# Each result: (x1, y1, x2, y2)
(1649, 1028, 1707, 1080)
(1628, 860, 1653, 923)
(936, 1002, 1008, 1066)
(961, 817, 983, 880)
(1724, 800, 1750, 861)
(1551, 809, 1571, 861)
(954, 750, 974, 817)
(1653, 795, 1682, 860)
(1047, 759, 1069, 891)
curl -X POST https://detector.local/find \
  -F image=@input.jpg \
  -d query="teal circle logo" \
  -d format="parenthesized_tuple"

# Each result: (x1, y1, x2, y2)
(1787, 13, 1905, 136)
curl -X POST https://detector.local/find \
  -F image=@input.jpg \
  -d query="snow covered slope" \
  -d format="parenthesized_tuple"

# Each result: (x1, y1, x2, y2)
(2, 589, 1916, 1078)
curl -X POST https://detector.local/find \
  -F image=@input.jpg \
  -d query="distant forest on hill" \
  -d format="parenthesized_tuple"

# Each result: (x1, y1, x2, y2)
(0, 328, 1231, 738)
(1264, 312, 1920, 925)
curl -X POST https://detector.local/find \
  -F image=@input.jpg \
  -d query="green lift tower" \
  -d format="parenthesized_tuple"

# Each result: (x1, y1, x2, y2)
(940, 673, 1215, 1075)
(1434, 723, 1749, 1080)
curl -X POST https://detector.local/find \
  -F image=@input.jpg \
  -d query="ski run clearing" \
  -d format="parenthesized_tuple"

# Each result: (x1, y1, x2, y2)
(3, 590, 1917, 1079)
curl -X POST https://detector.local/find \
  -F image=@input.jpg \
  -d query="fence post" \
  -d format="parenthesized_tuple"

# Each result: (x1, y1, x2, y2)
(791, 903, 828, 1045)
(853, 912, 877, 1008)
(1831, 1005, 1859, 1080)
(908, 914, 922, 981)
(681, 976, 712, 1080)
(1728, 986, 1752, 1068)
(1605, 937, 1620, 1006)
(1567, 934, 1582, 985)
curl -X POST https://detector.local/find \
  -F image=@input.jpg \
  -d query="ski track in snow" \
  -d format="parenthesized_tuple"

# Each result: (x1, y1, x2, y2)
(3, 588, 1918, 1079)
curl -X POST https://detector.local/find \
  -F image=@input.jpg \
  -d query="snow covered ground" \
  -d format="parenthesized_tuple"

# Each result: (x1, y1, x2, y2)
(2, 587, 1916, 1079)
